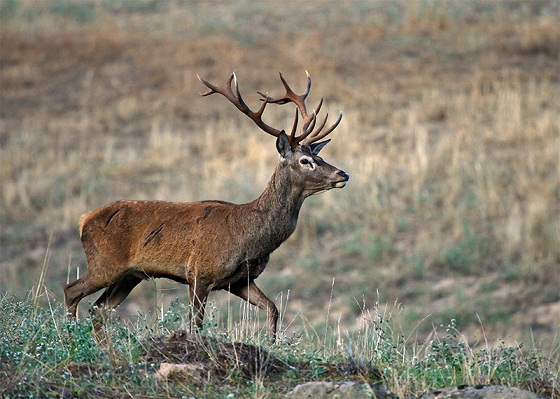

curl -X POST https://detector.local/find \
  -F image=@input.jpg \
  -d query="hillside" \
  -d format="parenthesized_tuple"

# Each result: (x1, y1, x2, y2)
(1, 0, 559, 361)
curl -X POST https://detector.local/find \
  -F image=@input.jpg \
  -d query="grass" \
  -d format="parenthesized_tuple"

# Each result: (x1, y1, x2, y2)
(0, 291, 558, 398)
(1, 0, 559, 396)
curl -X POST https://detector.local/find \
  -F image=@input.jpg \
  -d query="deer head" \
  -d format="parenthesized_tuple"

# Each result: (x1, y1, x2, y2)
(198, 71, 349, 198)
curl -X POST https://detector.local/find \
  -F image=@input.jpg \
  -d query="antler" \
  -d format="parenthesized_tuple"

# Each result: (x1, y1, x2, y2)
(198, 72, 282, 138)
(198, 71, 342, 148)
(259, 71, 342, 148)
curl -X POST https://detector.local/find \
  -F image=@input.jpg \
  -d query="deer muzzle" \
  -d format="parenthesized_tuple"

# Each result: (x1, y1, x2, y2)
(332, 170, 349, 188)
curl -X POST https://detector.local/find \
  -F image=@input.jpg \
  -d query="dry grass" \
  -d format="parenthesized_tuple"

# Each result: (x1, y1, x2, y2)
(1, 0, 559, 354)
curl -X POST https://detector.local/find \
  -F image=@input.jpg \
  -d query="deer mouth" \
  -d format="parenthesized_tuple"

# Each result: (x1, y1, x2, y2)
(332, 180, 347, 188)
(331, 172, 349, 188)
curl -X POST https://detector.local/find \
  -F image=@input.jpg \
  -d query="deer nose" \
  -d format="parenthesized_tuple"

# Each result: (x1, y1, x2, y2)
(338, 170, 349, 181)
(332, 170, 349, 188)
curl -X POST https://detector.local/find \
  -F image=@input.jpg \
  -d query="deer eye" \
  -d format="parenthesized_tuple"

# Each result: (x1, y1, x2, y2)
(300, 158, 311, 165)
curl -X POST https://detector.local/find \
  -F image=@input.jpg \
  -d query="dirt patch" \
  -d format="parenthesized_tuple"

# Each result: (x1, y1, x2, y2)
(141, 330, 382, 384)
(142, 330, 287, 381)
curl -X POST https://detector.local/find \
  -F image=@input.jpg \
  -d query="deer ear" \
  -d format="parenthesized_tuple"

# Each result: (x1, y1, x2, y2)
(310, 139, 331, 155)
(276, 131, 293, 159)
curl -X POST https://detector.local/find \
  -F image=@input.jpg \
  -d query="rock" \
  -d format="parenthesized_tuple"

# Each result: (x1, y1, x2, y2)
(155, 362, 205, 381)
(285, 382, 545, 399)
(417, 385, 547, 399)
(285, 380, 398, 399)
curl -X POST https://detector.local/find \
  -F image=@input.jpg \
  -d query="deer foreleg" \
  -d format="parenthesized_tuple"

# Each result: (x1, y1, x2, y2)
(230, 280, 279, 341)
(188, 281, 211, 333)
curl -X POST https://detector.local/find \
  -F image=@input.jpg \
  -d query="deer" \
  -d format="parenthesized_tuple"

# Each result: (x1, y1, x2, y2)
(63, 71, 349, 341)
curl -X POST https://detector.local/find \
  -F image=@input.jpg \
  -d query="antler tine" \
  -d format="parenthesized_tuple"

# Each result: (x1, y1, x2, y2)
(263, 71, 311, 104)
(308, 112, 329, 140)
(303, 111, 317, 137)
(314, 97, 323, 116)
(198, 72, 282, 138)
(301, 97, 323, 133)
(289, 108, 299, 142)
(197, 73, 233, 97)
(302, 70, 312, 97)
(279, 71, 311, 102)
(301, 112, 343, 146)
(232, 72, 259, 116)
(262, 72, 313, 123)
(290, 111, 317, 147)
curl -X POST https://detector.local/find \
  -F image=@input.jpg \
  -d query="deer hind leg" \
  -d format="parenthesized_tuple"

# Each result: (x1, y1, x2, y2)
(90, 273, 143, 344)
(188, 280, 211, 334)
(230, 280, 279, 341)
(63, 274, 105, 320)
(93, 273, 143, 310)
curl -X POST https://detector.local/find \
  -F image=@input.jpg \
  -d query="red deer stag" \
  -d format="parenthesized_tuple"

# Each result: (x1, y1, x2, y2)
(63, 72, 349, 341)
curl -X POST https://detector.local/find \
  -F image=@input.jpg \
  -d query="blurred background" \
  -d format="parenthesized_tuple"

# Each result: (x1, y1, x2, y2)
(1, 0, 558, 351)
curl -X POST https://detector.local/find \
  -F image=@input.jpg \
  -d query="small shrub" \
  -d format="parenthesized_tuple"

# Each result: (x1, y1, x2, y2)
(0, 0, 17, 19)
(443, 226, 490, 275)
(50, 0, 95, 23)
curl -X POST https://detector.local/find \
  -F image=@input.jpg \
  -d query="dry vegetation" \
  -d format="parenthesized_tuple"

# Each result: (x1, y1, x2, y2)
(1, 0, 559, 362)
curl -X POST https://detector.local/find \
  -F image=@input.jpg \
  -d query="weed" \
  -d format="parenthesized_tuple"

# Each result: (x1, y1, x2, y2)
(49, 0, 94, 23)
(443, 225, 490, 275)
(0, 0, 17, 18)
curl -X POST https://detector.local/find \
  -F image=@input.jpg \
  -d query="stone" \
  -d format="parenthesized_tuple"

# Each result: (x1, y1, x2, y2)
(285, 380, 397, 399)
(417, 385, 546, 399)
(154, 362, 205, 382)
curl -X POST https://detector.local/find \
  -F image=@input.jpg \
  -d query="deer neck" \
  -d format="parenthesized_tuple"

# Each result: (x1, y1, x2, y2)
(251, 163, 305, 238)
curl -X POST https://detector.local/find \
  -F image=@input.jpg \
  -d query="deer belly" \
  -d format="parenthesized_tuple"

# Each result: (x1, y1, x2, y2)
(213, 255, 270, 289)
